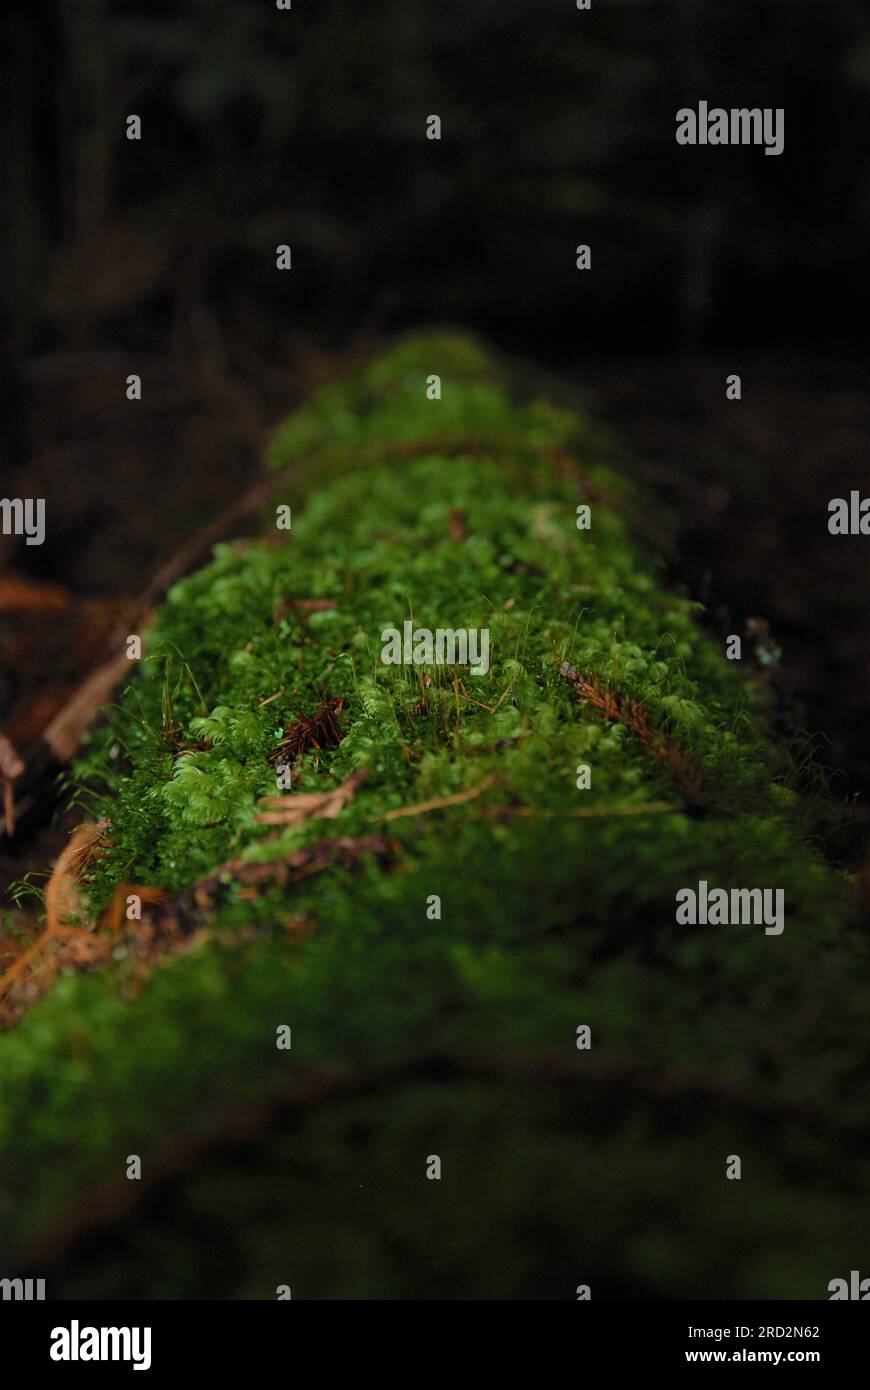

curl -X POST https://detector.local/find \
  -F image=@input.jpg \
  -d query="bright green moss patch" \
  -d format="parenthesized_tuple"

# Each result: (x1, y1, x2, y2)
(0, 333, 866, 1296)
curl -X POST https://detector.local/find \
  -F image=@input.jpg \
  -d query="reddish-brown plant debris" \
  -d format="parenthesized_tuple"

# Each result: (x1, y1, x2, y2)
(0, 819, 393, 1027)
(560, 661, 704, 804)
(191, 833, 393, 906)
(0, 819, 115, 1020)
(269, 697, 347, 766)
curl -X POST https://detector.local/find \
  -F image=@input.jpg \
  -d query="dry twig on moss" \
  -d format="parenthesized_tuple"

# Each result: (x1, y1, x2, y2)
(0, 819, 112, 1007)
(257, 768, 367, 826)
(379, 773, 497, 821)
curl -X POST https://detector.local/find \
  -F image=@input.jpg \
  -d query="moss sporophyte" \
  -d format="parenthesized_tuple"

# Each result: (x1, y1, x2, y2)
(0, 333, 865, 1299)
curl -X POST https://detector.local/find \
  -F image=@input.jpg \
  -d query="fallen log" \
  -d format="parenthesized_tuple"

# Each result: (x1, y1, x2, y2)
(0, 334, 862, 1300)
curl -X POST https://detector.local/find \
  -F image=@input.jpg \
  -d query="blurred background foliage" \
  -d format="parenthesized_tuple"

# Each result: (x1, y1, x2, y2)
(5, 0, 870, 372)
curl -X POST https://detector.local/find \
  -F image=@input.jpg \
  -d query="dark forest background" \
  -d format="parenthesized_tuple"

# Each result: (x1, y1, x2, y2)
(2, 0, 870, 857)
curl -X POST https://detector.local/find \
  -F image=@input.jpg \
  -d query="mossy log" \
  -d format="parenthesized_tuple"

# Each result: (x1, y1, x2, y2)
(0, 334, 866, 1299)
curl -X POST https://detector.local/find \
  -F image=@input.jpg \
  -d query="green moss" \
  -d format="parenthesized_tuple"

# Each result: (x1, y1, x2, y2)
(0, 333, 865, 1297)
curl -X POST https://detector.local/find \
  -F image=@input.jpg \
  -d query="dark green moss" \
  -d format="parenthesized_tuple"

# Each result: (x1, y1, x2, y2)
(0, 334, 865, 1297)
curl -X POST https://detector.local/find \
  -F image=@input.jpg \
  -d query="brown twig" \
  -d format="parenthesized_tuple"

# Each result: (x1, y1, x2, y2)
(0, 820, 112, 1004)
(378, 774, 497, 821)
(0, 827, 392, 1024)
(190, 832, 393, 908)
(256, 768, 367, 825)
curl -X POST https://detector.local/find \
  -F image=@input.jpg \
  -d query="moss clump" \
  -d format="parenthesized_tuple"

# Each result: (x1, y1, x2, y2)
(0, 333, 866, 1298)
